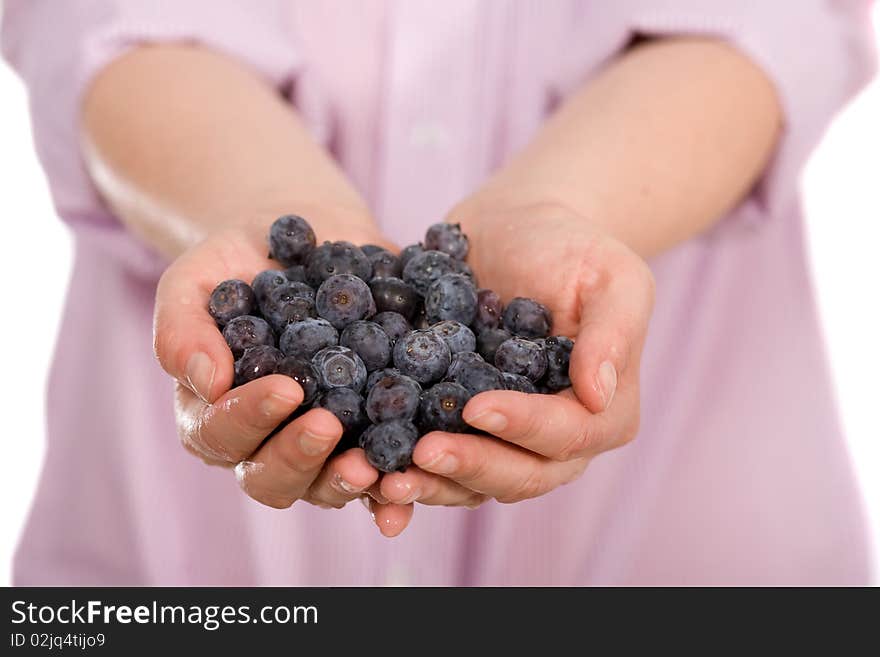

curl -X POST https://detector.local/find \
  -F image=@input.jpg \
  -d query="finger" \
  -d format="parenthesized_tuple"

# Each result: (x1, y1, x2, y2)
(175, 374, 303, 464)
(462, 388, 631, 460)
(234, 408, 343, 509)
(364, 497, 414, 538)
(571, 254, 654, 414)
(154, 235, 269, 403)
(380, 468, 487, 508)
(304, 448, 380, 508)
(413, 431, 587, 504)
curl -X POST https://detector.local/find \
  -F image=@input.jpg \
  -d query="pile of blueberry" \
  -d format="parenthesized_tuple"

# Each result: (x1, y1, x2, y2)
(208, 215, 573, 473)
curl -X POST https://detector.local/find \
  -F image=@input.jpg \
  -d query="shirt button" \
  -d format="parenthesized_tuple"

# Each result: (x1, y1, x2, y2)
(408, 121, 450, 150)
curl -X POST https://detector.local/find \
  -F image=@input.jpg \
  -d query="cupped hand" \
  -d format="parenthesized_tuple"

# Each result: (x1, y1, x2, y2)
(378, 202, 655, 508)
(153, 222, 412, 523)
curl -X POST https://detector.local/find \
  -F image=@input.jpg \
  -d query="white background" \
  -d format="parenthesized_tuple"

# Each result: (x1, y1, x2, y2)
(1, 11, 878, 586)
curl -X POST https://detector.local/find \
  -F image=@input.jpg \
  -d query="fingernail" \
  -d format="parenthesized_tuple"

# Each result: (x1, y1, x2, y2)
(463, 410, 507, 433)
(260, 393, 298, 417)
(422, 452, 459, 475)
(597, 361, 617, 411)
(299, 430, 335, 456)
(185, 352, 215, 402)
(333, 473, 360, 494)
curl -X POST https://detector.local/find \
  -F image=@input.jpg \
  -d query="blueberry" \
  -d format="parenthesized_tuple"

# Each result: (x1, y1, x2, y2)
(315, 274, 375, 330)
(365, 373, 422, 423)
(418, 381, 471, 433)
(502, 372, 538, 394)
(398, 243, 424, 270)
(366, 367, 402, 393)
(315, 387, 367, 435)
(311, 345, 368, 393)
(502, 297, 551, 338)
(430, 320, 476, 354)
(444, 358, 505, 396)
(424, 273, 477, 325)
(402, 250, 457, 296)
(446, 351, 485, 380)
(268, 214, 316, 266)
(260, 284, 317, 333)
(276, 355, 320, 406)
(412, 303, 430, 330)
(283, 265, 308, 283)
(393, 329, 451, 385)
(222, 315, 275, 359)
(234, 345, 283, 387)
(359, 244, 386, 257)
(424, 222, 469, 260)
(369, 277, 419, 319)
(538, 335, 574, 391)
(284, 280, 316, 301)
(208, 279, 255, 326)
(372, 312, 412, 345)
(476, 327, 513, 363)
(251, 270, 289, 304)
(340, 320, 392, 372)
(451, 259, 477, 286)
(473, 289, 503, 332)
(494, 337, 548, 382)
(359, 420, 420, 473)
(367, 248, 402, 279)
(305, 241, 372, 286)
(279, 317, 338, 359)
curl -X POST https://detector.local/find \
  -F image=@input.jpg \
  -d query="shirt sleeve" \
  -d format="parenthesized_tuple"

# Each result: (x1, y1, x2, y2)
(1, 0, 301, 277)
(551, 0, 878, 229)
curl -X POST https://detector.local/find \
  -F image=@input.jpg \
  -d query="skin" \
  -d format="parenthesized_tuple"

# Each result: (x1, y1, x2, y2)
(82, 38, 781, 536)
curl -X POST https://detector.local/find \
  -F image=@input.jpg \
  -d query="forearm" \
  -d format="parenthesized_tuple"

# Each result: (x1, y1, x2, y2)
(82, 44, 379, 258)
(451, 37, 782, 259)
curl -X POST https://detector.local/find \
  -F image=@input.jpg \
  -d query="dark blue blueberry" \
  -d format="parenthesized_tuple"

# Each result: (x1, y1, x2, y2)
(260, 284, 317, 334)
(368, 277, 419, 319)
(284, 280, 316, 301)
(502, 372, 538, 394)
(208, 279, 255, 326)
(402, 250, 457, 296)
(268, 214, 316, 266)
(473, 289, 503, 332)
(305, 241, 372, 286)
(538, 335, 574, 391)
(251, 270, 289, 304)
(430, 320, 476, 354)
(276, 355, 320, 406)
(372, 311, 412, 345)
(365, 373, 422, 423)
(412, 302, 430, 329)
(359, 244, 387, 257)
(418, 381, 471, 434)
(398, 243, 424, 270)
(502, 297, 551, 338)
(424, 273, 477, 325)
(494, 337, 548, 382)
(279, 317, 338, 359)
(359, 419, 420, 473)
(311, 345, 368, 393)
(446, 351, 484, 380)
(476, 327, 513, 363)
(283, 264, 308, 283)
(315, 274, 375, 330)
(444, 358, 505, 396)
(424, 222, 469, 260)
(315, 387, 367, 435)
(233, 345, 283, 387)
(392, 329, 451, 385)
(367, 248, 402, 279)
(340, 320, 392, 372)
(222, 315, 275, 359)
(451, 259, 477, 286)
(366, 367, 402, 393)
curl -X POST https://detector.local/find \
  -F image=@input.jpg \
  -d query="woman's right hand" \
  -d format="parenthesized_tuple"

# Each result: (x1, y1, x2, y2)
(152, 222, 413, 530)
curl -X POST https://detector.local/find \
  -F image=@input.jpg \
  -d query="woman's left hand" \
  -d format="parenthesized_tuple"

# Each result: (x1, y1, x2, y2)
(375, 203, 655, 508)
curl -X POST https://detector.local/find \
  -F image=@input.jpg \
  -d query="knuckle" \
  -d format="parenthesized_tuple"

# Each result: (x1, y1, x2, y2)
(499, 468, 545, 504)
(556, 423, 594, 461)
(250, 491, 296, 509)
